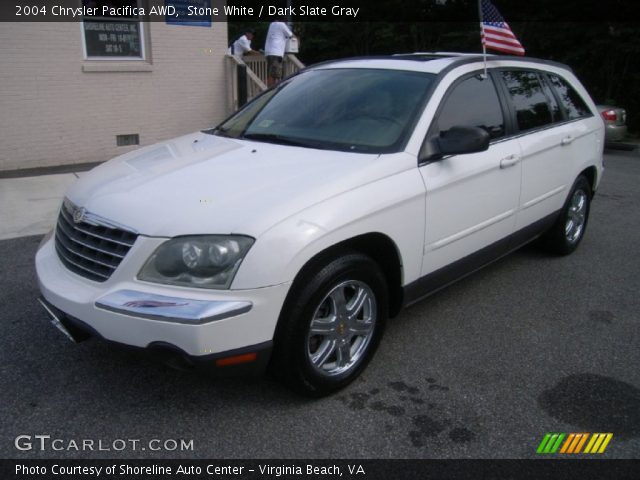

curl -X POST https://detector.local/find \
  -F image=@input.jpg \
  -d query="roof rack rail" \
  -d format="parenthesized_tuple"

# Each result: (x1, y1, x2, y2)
(304, 53, 573, 74)
(393, 52, 495, 58)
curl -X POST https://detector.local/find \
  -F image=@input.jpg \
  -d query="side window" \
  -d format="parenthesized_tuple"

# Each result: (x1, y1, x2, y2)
(548, 74, 592, 119)
(540, 77, 563, 123)
(436, 74, 505, 139)
(502, 70, 555, 131)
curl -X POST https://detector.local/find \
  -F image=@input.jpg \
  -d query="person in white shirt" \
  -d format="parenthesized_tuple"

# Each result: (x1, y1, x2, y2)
(228, 29, 256, 57)
(264, 21, 293, 87)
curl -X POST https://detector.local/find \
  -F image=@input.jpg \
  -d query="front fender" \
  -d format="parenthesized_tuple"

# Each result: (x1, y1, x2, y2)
(232, 163, 426, 290)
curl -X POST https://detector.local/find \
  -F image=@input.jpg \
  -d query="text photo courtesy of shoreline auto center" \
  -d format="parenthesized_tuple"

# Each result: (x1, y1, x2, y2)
(1, 0, 639, 478)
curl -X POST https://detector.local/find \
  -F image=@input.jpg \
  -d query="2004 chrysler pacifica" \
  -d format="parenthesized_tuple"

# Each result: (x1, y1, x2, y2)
(36, 54, 604, 395)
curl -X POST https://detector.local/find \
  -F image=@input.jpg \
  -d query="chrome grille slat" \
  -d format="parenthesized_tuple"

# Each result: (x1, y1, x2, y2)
(55, 231, 119, 270)
(55, 243, 111, 281)
(56, 217, 126, 259)
(59, 207, 136, 247)
(54, 204, 138, 282)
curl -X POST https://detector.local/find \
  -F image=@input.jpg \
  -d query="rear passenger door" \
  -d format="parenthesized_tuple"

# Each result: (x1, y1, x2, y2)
(545, 72, 597, 185)
(419, 72, 522, 275)
(498, 70, 576, 230)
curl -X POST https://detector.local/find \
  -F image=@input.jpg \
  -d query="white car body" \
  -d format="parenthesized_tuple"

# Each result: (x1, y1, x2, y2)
(36, 54, 604, 388)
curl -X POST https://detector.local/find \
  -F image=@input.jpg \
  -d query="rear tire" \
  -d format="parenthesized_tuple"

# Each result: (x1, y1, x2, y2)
(270, 251, 388, 397)
(541, 175, 592, 255)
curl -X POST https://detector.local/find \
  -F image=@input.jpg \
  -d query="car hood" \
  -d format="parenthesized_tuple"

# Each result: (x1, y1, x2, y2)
(66, 132, 404, 237)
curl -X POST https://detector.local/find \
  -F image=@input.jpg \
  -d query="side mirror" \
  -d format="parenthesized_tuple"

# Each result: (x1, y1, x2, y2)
(438, 126, 490, 156)
(420, 126, 490, 162)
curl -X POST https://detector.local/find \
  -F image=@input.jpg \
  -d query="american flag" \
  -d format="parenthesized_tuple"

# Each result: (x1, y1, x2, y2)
(480, 0, 525, 56)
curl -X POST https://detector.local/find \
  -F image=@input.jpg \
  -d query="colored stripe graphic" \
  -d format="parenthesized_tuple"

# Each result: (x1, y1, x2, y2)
(598, 433, 614, 453)
(574, 433, 590, 453)
(584, 433, 613, 454)
(549, 433, 565, 453)
(560, 433, 575, 453)
(560, 433, 589, 453)
(537, 433, 565, 454)
(537, 433, 553, 454)
(538, 433, 613, 454)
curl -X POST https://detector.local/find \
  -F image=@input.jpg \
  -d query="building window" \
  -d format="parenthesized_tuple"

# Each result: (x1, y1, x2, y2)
(82, 1, 145, 60)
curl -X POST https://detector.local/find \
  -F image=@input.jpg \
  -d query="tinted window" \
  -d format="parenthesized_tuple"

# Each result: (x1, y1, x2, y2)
(541, 78, 562, 123)
(436, 75, 505, 139)
(548, 74, 591, 119)
(502, 71, 554, 131)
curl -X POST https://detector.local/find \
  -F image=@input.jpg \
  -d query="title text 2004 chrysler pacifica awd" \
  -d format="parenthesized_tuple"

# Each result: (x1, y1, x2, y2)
(36, 54, 604, 396)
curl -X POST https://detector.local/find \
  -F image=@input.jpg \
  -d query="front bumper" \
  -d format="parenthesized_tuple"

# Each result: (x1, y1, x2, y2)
(38, 296, 273, 375)
(36, 234, 291, 372)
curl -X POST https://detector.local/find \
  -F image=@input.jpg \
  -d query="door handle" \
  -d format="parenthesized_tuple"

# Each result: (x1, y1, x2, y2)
(500, 154, 520, 169)
(561, 135, 574, 146)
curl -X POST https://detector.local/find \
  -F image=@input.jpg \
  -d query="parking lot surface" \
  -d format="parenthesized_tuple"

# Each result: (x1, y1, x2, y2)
(1, 150, 639, 459)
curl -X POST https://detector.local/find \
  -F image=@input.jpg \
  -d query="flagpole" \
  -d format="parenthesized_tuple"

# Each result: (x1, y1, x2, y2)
(478, 0, 487, 79)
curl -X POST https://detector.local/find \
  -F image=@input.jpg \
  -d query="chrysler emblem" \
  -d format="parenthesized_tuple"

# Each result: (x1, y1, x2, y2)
(73, 207, 86, 224)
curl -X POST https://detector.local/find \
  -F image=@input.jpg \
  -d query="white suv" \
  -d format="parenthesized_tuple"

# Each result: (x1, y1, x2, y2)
(36, 54, 604, 396)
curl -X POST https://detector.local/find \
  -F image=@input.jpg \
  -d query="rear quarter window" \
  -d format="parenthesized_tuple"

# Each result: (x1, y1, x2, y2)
(547, 74, 592, 120)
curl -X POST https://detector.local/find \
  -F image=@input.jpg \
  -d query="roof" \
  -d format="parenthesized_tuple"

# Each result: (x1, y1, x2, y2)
(309, 52, 572, 75)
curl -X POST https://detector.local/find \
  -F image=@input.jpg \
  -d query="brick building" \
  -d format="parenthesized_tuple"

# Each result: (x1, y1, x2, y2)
(0, 8, 228, 171)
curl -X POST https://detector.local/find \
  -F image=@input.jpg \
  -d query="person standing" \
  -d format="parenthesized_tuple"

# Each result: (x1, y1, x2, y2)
(264, 20, 293, 87)
(228, 28, 257, 57)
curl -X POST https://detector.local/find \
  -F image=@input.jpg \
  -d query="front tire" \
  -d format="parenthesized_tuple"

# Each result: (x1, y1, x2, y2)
(542, 175, 592, 255)
(270, 252, 388, 397)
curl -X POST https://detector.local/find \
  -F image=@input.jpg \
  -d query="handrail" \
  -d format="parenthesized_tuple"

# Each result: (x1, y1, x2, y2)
(285, 53, 305, 70)
(225, 53, 305, 114)
(225, 54, 267, 114)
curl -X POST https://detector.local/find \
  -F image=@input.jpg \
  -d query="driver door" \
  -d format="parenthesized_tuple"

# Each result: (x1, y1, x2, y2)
(419, 72, 522, 276)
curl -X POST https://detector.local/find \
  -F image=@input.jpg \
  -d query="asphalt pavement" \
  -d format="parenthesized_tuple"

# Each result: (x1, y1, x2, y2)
(1, 149, 639, 459)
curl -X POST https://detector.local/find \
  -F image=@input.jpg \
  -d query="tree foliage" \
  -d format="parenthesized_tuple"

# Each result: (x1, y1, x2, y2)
(230, 8, 640, 131)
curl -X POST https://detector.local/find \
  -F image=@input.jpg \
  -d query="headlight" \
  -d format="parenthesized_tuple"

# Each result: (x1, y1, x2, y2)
(138, 235, 254, 289)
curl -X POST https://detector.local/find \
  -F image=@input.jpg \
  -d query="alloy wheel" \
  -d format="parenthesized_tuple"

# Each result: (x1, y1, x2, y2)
(306, 280, 377, 377)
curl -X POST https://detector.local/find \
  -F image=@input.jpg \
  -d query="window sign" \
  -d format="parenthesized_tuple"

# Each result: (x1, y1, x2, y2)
(82, 1, 144, 59)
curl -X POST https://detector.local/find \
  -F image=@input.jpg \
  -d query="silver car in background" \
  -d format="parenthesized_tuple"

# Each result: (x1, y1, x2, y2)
(597, 105, 627, 143)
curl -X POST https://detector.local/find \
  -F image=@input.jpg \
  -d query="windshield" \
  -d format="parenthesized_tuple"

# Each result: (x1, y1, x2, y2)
(212, 68, 435, 153)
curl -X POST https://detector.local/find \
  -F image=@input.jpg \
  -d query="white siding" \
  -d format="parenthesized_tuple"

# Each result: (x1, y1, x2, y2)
(0, 20, 228, 170)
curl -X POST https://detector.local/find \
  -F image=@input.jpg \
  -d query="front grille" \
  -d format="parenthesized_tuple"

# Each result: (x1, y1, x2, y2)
(54, 202, 138, 282)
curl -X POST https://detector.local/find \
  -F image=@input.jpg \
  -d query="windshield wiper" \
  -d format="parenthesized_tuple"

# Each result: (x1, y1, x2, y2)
(205, 126, 233, 137)
(241, 133, 328, 149)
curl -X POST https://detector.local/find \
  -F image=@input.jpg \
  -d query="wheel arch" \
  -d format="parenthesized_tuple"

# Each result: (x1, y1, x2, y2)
(579, 166, 598, 196)
(269, 235, 401, 395)
(283, 232, 405, 320)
